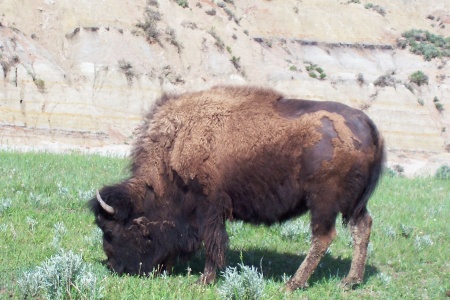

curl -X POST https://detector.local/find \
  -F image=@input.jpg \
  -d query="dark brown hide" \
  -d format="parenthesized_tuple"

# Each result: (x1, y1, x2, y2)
(89, 86, 384, 290)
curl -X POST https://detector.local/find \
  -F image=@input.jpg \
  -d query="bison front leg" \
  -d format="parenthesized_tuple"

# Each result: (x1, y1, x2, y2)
(341, 212, 372, 288)
(197, 205, 229, 285)
(285, 226, 336, 291)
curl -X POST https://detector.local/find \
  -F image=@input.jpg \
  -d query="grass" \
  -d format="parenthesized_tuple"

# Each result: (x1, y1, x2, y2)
(0, 151, 449, 299)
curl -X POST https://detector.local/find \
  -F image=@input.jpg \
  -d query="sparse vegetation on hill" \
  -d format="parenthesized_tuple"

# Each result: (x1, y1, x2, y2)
(174, 0, 189, 8)
(136, 2, 162, 45)
(0, 0, 448, 169)
(364, 3, 386, 16)
(118, 60, 135, 86)
(433, 96, 444, 113)
(208, 27, 225, 51)
(400, 29, 450, 61)
(409, 70, 429, 86)
(374, 73, 396, 87)
(305, 62, 326, 80)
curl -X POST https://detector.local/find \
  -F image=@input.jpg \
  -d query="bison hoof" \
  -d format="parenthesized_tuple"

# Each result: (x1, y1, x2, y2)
(196, 273, 216, 285)
(340, 277, 362, 290)
(283, 279, 309, 292)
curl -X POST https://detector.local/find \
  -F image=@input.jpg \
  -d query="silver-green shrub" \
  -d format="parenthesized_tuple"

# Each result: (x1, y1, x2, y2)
(18, 249, 104, 299)
(218, 263, 265, 300)
(279, 219, 310, 241)
(0, 198, 12, 215)
(435, 165, 450, 179)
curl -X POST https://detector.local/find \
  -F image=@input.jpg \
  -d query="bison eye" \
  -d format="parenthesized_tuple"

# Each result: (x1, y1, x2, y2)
(104, 229, 113, 242)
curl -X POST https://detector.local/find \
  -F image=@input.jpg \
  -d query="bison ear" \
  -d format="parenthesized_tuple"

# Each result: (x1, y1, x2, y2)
(132, 217, 151, 239)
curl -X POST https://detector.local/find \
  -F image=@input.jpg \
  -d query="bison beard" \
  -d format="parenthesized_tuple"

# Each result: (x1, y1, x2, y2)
(89, 86, 385, 291)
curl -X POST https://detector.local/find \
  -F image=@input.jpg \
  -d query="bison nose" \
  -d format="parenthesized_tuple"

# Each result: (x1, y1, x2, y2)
(105, 258, 124, 275)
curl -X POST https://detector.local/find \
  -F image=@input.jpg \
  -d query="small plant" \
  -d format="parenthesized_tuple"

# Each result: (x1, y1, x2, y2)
(377, 272, 392, 286)
(0, 198, 12, 215)
(34, 78, 46, 93)
(400, 224, 413, 238)
(118, 59, 135, 85)
(136, 4, 162, 45)
(1, 61, 10, 78)
(309, 71, 317, 78)
(264, 39, 273, 48)
(435, 102, 444, 112)
(404, 83, 414, 93)
(393, 164, 405, 174)
(227, 220, 244, 237)
(230, 56, 245, 76)
(52, 222, 67, 248)
(348, 0, 360, 3)
(289, 65, 297, 71)
(384, 167, 397, 177)
(223, 7, 240, 24)
(84, 227, 103, 249)
(435, 164, 450, 179)
(385, 165, 404, 177)
(356, 73, 365, 85)
(18, 249, 104, 299)
(206, 9, 216, 16)
(364, 3, 386, 16)
(374, 74, 395, 87)
(209, 27, 225, 50)
(26, 216, 38, 233)
(433, 96, 444, 112)
(165, 27, 183, 53)
(409, 70, 429, 86)
(174, 0, 188, 8)
(372, 5, 386, 16)
(417, 98, 424, 106)
(279, 219, 310, 241)
(414, 235, 434, 250)
(305, 62, 326, 80)
(218, 263, 266, 300)
(383, 225, 397, 239)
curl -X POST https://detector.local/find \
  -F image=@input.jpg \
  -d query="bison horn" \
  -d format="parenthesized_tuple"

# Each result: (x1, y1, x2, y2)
(96, 190, 115, 215)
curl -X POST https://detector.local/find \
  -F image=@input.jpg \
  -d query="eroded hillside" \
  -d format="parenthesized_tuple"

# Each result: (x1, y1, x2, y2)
(1, 0, 449, 175)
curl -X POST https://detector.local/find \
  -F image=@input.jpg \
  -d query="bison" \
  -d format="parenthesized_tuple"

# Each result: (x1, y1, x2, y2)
(89, 85, 384, 291)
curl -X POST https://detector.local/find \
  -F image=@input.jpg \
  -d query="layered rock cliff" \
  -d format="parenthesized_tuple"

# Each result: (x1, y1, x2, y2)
(1, 0, 449, 175)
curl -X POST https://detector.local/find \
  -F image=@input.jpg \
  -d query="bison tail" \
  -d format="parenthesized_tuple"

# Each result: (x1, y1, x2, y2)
(346, 124, 385, 226)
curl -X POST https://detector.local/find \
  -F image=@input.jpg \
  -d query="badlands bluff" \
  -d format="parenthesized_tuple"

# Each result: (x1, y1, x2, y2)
(0, 0, 449, 175)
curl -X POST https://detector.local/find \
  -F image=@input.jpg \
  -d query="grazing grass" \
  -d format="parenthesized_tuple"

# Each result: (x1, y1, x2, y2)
(0, 151, 449, 299)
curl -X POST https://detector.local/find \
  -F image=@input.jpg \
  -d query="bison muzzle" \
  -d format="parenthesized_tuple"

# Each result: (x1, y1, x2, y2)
(89, 86, 385, 291)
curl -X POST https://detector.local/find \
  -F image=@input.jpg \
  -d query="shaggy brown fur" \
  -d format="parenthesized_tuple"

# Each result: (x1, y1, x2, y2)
(89, 85, 385, 291)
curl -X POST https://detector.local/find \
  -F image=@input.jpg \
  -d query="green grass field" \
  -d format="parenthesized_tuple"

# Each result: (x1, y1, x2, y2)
(0, 151, 449, 299)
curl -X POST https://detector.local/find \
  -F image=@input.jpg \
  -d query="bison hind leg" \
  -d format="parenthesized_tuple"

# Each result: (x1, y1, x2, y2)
(341, 211, 372, 289)
(285, 210, 338, 291)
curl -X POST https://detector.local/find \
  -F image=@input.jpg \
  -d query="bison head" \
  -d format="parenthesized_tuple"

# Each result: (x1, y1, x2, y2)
(89, 184, 174, 276)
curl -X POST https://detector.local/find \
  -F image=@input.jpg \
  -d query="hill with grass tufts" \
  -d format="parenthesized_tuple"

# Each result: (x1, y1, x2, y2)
(1, 0, 449, 175)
